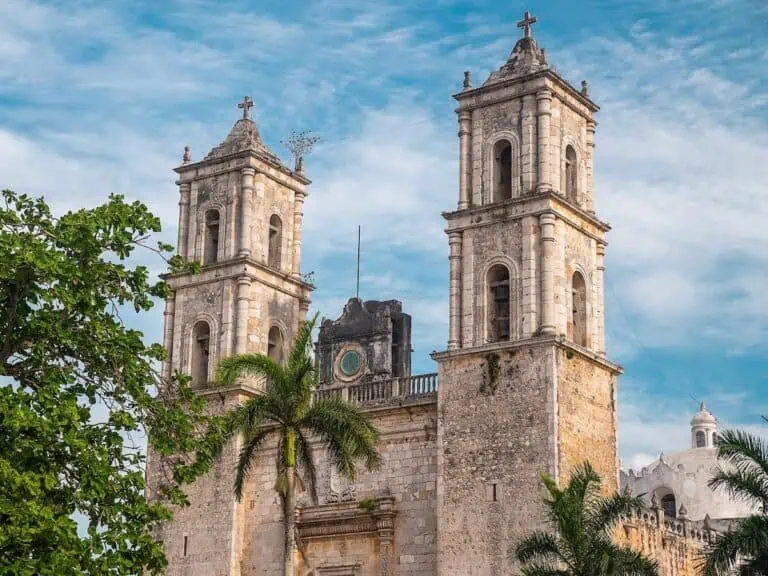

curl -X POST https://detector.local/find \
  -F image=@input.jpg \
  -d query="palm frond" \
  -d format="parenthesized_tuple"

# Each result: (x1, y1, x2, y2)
(216, 353, 285, 388)
(716, 429, 768, 478)
(286, 313, 318, 375)
(566, 462, 602, 507)
(296, 428, 319, 505)
(274, 433, 288, 497)
(586, 489, 647, 534)
(703, 515, 768, 576)
(709, 466, 768, 505)
(234, 426, 272, 501)
(603, 543, 659, 576)
(300, 398, 381, 479)
(515, 531, 562, 564)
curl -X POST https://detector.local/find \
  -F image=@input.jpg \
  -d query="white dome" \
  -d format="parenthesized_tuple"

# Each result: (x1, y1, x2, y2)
(691, 402, 717, 426)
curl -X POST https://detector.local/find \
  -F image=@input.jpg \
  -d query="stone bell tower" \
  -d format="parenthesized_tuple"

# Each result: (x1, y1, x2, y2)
(432, 13, 622, 575)
(147, 97, 313, 576)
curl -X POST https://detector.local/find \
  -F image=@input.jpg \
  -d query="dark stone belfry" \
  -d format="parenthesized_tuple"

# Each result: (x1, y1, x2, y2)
(316, 298, 412, 393)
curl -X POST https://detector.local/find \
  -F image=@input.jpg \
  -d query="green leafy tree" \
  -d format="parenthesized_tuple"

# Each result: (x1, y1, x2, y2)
(0, 190, 215, 575)
(210, 313, 381, 576)
(704, 420, 768, 576)
(515, 462, 658, 576)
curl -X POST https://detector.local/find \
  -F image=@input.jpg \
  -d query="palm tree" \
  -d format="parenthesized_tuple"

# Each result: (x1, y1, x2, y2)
(211, 313, 381, 576)
(515, 462, 658, 576)
(704, 421, 768, 576)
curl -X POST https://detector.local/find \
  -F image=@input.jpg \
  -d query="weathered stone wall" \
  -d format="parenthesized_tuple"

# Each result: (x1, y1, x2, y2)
(556, 346, 619, 490)
(435, 343, 557, 576)
(147, 390, 250, 576)
(238, 402, 438, 575)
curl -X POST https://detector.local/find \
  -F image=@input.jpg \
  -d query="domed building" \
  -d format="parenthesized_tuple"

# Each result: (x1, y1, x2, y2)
(620, 403, 757, 530)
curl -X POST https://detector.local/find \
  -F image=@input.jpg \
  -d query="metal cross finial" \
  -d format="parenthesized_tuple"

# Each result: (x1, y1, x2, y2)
(238, 96, 254, 119)
(517, 10, 538, 38)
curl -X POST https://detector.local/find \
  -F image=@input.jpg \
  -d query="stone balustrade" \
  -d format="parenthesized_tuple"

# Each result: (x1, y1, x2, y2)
(313, 373, 438, 406)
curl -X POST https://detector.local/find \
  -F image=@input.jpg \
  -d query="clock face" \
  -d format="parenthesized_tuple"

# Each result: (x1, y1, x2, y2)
(339, 350, 362, 377)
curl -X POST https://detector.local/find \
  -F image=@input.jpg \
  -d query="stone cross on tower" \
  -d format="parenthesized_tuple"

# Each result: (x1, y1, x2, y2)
(238, 96, 254, 119)
(516, 10, 537, 38)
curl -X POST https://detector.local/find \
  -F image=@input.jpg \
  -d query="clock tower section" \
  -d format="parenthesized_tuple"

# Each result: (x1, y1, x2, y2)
(432, 14, 622, 575)
(148, 98, 313, 575)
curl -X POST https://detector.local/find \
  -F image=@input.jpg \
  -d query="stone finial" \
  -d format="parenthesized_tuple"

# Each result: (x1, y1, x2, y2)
(659, 451, 665, 463)
(703, 513, 712, 530)
(182, 145, 191, 164)
(678, 503, 688, 518)
(463, 70, 472, 90)
(650, 493, 659, 509)
(581, 80, 589, 97)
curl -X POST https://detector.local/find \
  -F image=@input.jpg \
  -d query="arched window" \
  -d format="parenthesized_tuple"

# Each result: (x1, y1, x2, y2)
(487, 265, 511, 342)
(268, 215, 282, 270)
(267, 326, 283, 364)
(661, 494, 677, 519)
(191, 321, 211, 386)
(493, 140, 513, 202)
(570, 271, 587, 347)
(204, 210, 220, 265)
(565, 145, 578, 203)
(696, 430, 707, 448)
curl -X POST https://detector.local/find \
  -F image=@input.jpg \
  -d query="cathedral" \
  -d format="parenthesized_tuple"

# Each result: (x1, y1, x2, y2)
(146, 13, 719, 576)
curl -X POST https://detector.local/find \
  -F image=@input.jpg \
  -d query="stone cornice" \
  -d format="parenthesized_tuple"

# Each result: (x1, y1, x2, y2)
(431, 334, 623, 374)
(442, 191, 612, 235)
(454, 68, 599, 116)
(161, 255, 315, 298)
(174, 147, 311, 187)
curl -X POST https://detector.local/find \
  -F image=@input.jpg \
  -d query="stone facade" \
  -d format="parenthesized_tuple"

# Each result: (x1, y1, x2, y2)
(147, 15, 718, 576)
(621, 404, 757, 526)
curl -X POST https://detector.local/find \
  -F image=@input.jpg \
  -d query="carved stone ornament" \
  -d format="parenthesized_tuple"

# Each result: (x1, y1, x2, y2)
(197, 176, 229, 206)
(182, 285, 221, 324)
(327, 464, 357, 503)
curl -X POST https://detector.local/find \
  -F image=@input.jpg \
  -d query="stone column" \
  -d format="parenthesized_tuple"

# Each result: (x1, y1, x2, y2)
(539, 213, 557, 335)
(448, 231, 463, 350)
(458, 110, 472, 210)
(292, 191, 306, 277)
(521, 94, 537, 195)
(161, 292, 175, 379)
(235, 276, 251, 355)
(521, 216, 538, 337)
(595, 243, 606, 355)
(536, 90, 553, 193)
(585, 120, 597, 212)
(176, 182, 191, 259)
(239, 168, 255, 257)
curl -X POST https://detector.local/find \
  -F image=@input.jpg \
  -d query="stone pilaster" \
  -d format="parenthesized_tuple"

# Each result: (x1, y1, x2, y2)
(235, 275, 251, 354)
(585, 120, 597, 212)
(448, 231, 463, 350)
(161, 292, 175, 379)
(521, 94, 537, 194)
(536, 89, 552, 193)
(595, 242, 606, 356)
(458, 110, 472, 210)
(521, 216, 538, 337)
(177, 181, 191, 260)
(374, 495, 396, 576)
(239, 168, 255, 257)
(539, 213, 556, 335)
(292, 191, 305, 277)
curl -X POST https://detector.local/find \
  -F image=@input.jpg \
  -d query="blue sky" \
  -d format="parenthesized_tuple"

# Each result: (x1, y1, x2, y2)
(2, 0, 767, 469)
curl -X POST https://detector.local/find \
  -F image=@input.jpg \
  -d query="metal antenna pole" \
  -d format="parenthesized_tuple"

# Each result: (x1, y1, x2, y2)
(356, 225, 361, 300)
